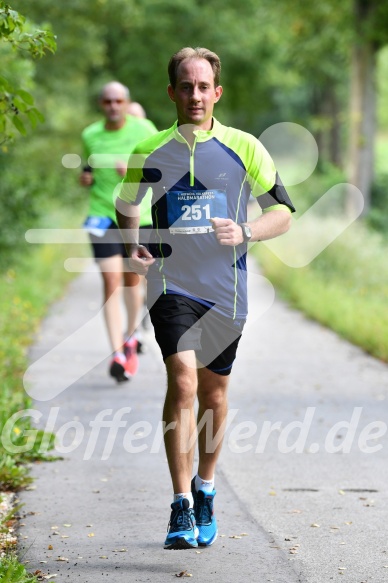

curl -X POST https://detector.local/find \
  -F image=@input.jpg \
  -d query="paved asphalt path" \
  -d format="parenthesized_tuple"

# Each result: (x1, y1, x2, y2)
(17, 259, 388, 583)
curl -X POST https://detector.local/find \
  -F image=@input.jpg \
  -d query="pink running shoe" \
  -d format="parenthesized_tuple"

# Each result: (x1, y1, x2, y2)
(109, 355, 130, 383)
(123, 337, 139, 376)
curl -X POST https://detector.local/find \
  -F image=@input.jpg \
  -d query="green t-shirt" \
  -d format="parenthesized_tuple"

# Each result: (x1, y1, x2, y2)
(82, 115, 157, 224)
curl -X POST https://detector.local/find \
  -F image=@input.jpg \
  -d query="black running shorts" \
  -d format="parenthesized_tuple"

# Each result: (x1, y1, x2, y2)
(89, 223, 152, 261)
(149, 294, 245, 376)
(89, 223, 127, 260)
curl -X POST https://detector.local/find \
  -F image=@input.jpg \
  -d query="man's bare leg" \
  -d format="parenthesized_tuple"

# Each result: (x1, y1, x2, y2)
(123, 271, 143, 338)
(98, 255, 125, 352)
(164, 351, 198, 494)
(196, 367, 230, 481)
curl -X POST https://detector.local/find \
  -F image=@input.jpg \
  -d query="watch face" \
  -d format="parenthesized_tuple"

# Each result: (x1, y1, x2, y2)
(243, 225, 252, 240)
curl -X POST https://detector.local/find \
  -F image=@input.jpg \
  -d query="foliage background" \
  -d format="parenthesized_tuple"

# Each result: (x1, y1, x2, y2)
(1, 4, 388, 580)
(2, 0, 388, 264)
(1, 0, 388, 352)
(1, 0, 388, 348)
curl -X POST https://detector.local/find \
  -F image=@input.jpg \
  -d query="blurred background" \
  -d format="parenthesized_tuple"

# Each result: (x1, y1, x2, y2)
(1, 0, 388, 365)
(1, 3, 388, 557)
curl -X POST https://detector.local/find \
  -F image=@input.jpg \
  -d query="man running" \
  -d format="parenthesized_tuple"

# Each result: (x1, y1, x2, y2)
(80, 81, 157, 382)
(116, 48, 295, 548)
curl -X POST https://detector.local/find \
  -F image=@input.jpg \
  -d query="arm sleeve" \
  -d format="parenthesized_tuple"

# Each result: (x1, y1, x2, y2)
(246, 138, 296, 213)
(258, 173, 296, 213)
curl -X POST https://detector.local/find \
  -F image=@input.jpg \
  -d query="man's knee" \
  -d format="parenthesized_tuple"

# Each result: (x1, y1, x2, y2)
(103, 276, 122, 297)
(167, 372, 197, 404)
(165, 353, 198, 406)
(123, 271, 141, 287)
(198, 386, 227, 411)
(197, 370, 229, 410)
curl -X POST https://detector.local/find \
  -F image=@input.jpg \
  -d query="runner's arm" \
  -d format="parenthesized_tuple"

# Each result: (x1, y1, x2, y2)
(211, 208, 291, 246)
(115, 198, 154, 273)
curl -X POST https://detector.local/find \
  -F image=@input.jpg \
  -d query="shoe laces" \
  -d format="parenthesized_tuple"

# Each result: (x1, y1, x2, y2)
(195, 491, 213, 525)
(168, 500, 195, 533)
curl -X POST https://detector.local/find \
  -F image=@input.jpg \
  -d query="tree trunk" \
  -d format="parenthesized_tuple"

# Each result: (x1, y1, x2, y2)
(346, 1, 377, 216)
(327, 89, 342, 168)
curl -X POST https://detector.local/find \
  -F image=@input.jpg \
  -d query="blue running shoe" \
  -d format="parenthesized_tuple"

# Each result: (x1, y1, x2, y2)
(191, 478, 218, 546)
(164, 498, 199, 550)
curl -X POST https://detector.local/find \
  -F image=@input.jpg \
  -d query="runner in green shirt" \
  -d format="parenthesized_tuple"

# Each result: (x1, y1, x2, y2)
(80, 81, 157, 382)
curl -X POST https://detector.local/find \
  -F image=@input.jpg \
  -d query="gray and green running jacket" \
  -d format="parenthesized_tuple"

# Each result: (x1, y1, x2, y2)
(118, 118, 295, 320)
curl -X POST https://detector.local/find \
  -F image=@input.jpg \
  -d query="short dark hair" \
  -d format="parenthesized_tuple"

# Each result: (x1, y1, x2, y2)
(168, 47, 221, 89)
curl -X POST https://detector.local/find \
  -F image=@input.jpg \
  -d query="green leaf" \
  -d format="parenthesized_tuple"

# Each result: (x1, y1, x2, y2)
(0, 75, 11, 92)
(12, 97, 27, 113)
(16, 89, 34, 105)
(11, 115, 27, 135)
(26, 108, 38, 129)
(30, 107, 44, 123)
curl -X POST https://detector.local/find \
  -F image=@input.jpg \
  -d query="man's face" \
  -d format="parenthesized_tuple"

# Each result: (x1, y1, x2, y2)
(167, 58, 223, 130)
(100, 85, 128, 125)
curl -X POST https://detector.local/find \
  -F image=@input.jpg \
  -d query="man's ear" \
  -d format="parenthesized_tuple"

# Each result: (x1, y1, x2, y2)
(167, 84, 175, 102)
(214, 85, 223, 103)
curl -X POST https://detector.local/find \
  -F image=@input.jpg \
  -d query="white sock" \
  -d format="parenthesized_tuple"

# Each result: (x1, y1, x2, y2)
(195, 474, 215, 494)
(113, 351, 126, 362)
(125, 331, 142, 344)
(174, 492, 194, 508)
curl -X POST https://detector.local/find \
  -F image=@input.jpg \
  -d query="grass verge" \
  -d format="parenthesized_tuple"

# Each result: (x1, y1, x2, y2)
(0, 556, 39, 583)
(253, 219, 388, 362)
(0, 495, 37, 583)
(0, 204, 88, 580)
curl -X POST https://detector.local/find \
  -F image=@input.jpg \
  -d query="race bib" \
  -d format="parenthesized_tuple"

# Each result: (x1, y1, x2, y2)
(83, 216, 113, 237)
(166, 189, 227, 234)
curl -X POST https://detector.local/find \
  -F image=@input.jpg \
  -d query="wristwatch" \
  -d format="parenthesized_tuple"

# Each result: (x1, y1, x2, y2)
(239, 223, 252, 243)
